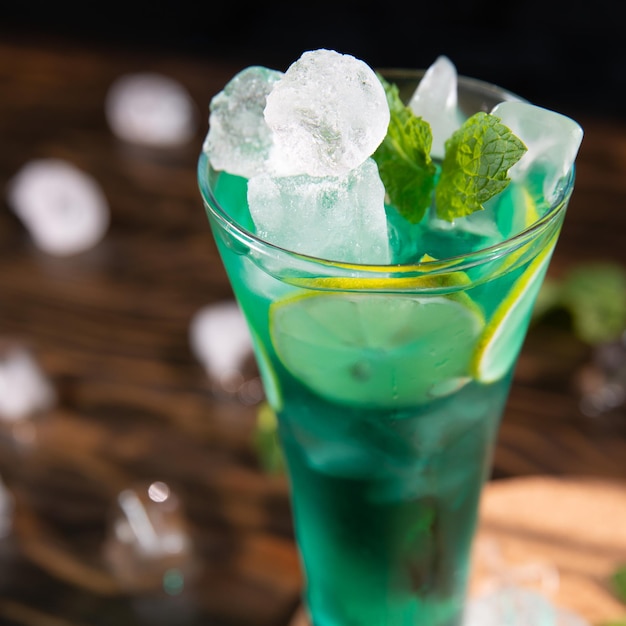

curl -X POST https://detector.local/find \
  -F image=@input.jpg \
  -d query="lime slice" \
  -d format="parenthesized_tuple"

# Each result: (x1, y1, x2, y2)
(472, 244, 555, 384)
(289, 260, 471, 292)
(270, 292, 484, 408)
(291, 271, 470, 291)
(497, 181, 541, 239)
(250, 328, 283, 411)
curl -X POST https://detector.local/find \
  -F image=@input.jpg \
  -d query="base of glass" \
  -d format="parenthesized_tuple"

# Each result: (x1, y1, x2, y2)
(289, 588, 588, 626)
(288, 476, 625, 626)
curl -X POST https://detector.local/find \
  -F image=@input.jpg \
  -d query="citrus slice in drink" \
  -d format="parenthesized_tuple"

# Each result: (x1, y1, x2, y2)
(289, 270, 471, 292)
(270, 292, 484, 408)
(250, 328, 283, 411)
(497, 181, 541, 239)
(472, 242, 555, 384)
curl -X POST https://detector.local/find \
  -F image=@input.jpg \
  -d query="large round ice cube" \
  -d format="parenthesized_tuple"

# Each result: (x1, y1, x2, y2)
(264, 49, 390, 177)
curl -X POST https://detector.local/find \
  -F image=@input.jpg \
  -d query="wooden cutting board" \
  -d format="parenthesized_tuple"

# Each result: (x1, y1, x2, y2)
(290, 476, 626, 625)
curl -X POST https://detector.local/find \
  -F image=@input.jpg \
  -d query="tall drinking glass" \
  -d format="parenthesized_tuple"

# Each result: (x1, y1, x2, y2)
(197, 72, 574, 626)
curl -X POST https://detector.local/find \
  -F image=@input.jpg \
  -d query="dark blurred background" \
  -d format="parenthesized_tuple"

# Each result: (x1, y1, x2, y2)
(0, 0, 619, 121)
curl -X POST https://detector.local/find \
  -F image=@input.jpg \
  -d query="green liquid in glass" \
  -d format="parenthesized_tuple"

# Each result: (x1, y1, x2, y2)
(198, 73, 572, 626)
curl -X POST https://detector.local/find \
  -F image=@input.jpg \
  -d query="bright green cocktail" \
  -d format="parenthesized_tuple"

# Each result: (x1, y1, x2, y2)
(198, 59, 580, 626)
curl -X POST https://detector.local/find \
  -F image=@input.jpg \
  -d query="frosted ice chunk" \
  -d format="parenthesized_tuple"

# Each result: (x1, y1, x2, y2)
(106, 73, 198, 147)
(204, 66, 283, 178)
(490, 101, 583, 202)
(0, 344, 56, 421)
(264, 50, 389, 177)
(248, 158, 390, 263)
(409, 55, 465, 159)
(189, 301, 253, 383)
(7, 159, 110, 256)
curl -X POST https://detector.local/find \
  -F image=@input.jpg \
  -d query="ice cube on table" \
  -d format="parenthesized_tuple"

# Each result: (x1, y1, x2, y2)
(490, 101, 584, 203)
(7, 159, 110, 256)
(103, 481, 196, 592)
(248, 158, 390, 264)
(0, 343, 56, 421)
(189, 301, 253, 386)
(463, 588, 591, 626)
(264, 49, 390, 177)
(106, 73, 198, 147)
(204, 66, 283, 178)
(409, 55, 464, 159)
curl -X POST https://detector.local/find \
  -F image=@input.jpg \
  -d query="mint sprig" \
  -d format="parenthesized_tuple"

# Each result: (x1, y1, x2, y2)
(533, 263, 626, 345)
(436, 112, 527, 220)
(373, 77, 527, 223)
(373, 76, 436, 224)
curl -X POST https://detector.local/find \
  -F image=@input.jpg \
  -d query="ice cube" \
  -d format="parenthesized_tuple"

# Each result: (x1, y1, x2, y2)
(103, 481, 197, 592)
(463, 588, 591, 626)
(204, 66, 283, 178)
(409, 55, 465, 159)
(6, 159, 110, 256)
(264, 49, 389, 177)
(247, 158, 390, 264)
(189, 301, 253, 386)
(0, 343, 56, 421)
(490, 101, 583, 203)
(106, 73, 198, 147)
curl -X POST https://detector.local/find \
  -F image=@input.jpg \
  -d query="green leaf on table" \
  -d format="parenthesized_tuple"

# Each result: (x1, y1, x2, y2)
(435, 112, 527, 221)
(372, 75, 437, 224)
(253, 401, 285, 475)
(560, 263, 626, 345)
(613, 564, 626, 603)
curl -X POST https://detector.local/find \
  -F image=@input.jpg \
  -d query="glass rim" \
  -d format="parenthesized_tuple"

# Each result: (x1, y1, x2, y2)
(197, 71, 574, 280)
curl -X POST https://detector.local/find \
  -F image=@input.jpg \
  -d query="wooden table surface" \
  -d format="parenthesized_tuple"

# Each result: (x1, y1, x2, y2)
(0, 38, 625, 626)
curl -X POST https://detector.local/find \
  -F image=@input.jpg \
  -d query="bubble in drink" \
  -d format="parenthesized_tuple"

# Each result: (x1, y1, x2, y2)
(247, 158, 390, 263)
(264, 49, 390, 177)
(204, 66, 283, 178)
(409, 55, 464, 158)
(490, 101, 584, 202)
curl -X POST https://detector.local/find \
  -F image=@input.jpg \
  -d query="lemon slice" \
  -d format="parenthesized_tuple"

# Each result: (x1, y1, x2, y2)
(270, 292, 484, 408)
(472, 243, 555, 384)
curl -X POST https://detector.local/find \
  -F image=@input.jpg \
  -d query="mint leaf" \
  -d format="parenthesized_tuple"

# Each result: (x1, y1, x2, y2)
(612, 564, 626, 603)
(435, 112, 527, 221)
(373, 76, 436, 224)
(561, 263, 626, 345)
